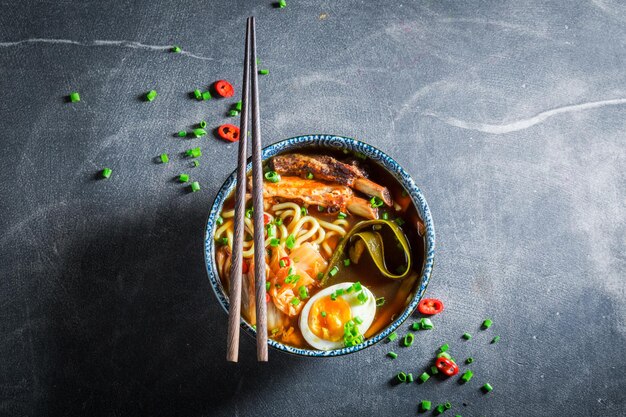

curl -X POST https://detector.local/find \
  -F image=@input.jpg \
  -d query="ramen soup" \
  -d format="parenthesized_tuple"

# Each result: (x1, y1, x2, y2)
(215, 150, 425, 350)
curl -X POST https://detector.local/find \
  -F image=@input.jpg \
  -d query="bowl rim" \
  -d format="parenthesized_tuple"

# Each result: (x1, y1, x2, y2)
(204, 134, 436, 357)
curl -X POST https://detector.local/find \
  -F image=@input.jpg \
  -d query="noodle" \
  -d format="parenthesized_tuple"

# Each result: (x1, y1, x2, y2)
(217, 201, 349, 259)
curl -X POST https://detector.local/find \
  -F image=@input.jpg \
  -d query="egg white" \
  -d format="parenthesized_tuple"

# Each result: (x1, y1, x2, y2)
(299, 282, 377, 350)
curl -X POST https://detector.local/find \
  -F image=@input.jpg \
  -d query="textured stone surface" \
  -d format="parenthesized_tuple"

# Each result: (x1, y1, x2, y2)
(0, 1, 625, 416)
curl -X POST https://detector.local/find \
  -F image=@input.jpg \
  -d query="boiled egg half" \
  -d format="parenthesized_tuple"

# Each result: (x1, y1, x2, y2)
(299, 282, 377, 350)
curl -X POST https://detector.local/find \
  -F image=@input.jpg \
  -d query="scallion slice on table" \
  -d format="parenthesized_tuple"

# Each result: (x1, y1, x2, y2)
(178, 174, 189, 183)
(190, 181, 200, 192)
(482, 383, 493, 393)
(491, 336, 501, 344)
(387, 351, 397, 359)
(101, 168, 112, 178)
(193, 128, 207, 137)
(396, 372, 407, 383)
(460, 370, 473, 383)
(420, 400, 431, 412)
(199, 120, 207, 128)
(278, 0, 286, 8)
(258, 69, 269, 75)
(160, 153, 169, 163)
(387, 332, 397, 342)
(462, 332, 472, 340)
(403, 333, 414, 347)
(178, 130, 187, 137)
(465, 357, 473, 364)
(482, 319, 493, 329)
(194, 89, 202, 100)
(202, 91, 212, 100)
(171, 45, 181, 53)
(418, 372, 430, 383)
(145, 90, 158, 102)
(439, 343, 449, 352)
(420, 318, 434, 330)
(69, 92, 80, 102)
(228, 109, 239, 117)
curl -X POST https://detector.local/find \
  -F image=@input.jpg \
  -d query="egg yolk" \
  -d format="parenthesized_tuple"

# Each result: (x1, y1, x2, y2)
(308, 295, 352, 342)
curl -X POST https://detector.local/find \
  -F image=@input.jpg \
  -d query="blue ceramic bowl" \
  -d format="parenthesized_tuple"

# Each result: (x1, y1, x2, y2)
(204, 135, 435, 357)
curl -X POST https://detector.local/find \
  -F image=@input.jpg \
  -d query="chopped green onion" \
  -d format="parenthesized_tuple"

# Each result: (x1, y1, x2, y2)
(145, 90, 157, 101)
(403, 333, 414, 347)
(437, 352, 451, 360)
(171, 45, 181, 53)
(420, 400, 432, 412)
(266, 281, 270, 291)
(491, 336, 500, 344)
(298, 285, 309, 299)
(285, 234, 296, 249)
(353, 282, 362, 291)
(482, 383, 493, 393)
(273, 217, 283, 226)
(101, 168, 112, 178)
(330, 293, 337, 301)
(337, 212, 347, 219)
(264, 171, 281, 183)
(445, 403, 452, 410)
(343, 259, 350, 267)
(482, 319, 493, 329)
(407, 373, 414, 383)
(370, 196, 384, 208)
(396, 372, 407, 383)
(178, 130, 187, 137)
(439, 343, 449, 352)
(387, 351, 397, 359)
(190, 181, 200, 192)
(335, 288, 345, 296)
(270, 238, 280, 247)
(387, 332, 397, 342)
(186, 147, 202, 158)
(193, 128, 207, 137)
(290, 297, 300, 306)
(465, 357, 473, 364)
(235, 101, 242, 111)
(306, 172, 314, 179)
(69, 92, 80, 103)
(228, 109, 239, 117)
(462, 332, 472, 340)
(436, 404, 445, 414)
(382, 212, 389, 220)
(329, 266, 339, 277)
(430, 366, 439, 375)
(418, 372, 430, 383)
(218, 237, 228, 245)
(411, 322, 421, 331)
(354, 316, 363, 325)
(321, 311, 327, 317)
(202, 91, 212, 100)
(279, 259, 286, 268)
(179, 174, 189, 183)
(199, 120, 207, 128)
(395, 217, 405, 226)
(420, 318, 434, 330)
(376, 297, 385, 307)
(300, 206, 307, 215)
(460, 370, 473, 383)
(259, 69, 270, 75)
(160, 153, 169, 163)
(278, 0, 286, 8)
(266, 224, 275, 237)
(216, 216, 224, 225)
(194, 89, 202, 100)
(193, 160, 199, 167)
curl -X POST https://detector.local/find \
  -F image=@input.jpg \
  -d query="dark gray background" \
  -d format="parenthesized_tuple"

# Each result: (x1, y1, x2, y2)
(1, 0, 624, 416)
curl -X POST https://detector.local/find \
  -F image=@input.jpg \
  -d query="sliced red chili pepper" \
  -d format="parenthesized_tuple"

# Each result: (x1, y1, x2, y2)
(241, 260, 249, 274)
(418, 298, 444, 315)
(435, 357, 459, 377)
(214, 80, 235, 98)
(279, 257, 291, 268)
(266, 293, 271, 303)
(217, 124, 240, 142)
(263, 213, 271, 225)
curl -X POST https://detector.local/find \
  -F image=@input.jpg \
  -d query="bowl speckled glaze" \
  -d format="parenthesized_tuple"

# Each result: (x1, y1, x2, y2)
(204, 135, 435, 357)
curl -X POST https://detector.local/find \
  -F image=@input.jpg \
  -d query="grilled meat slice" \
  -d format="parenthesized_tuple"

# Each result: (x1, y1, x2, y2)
(258, 176, 378, 219)
(270, 153, 392, 206)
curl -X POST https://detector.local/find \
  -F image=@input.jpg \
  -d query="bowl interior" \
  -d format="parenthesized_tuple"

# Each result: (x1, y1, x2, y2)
(204, 135, 435, 357)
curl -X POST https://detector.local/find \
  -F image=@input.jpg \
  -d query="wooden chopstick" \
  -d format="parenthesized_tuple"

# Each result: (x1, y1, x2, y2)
(226, 17, 252, 363)
(249, 17, 269, 362)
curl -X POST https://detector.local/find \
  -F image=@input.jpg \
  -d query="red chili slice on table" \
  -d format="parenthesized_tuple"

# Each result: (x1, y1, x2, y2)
(217, 124, 240, 142)
(418, 298, 444, 315)
(214, 80, 235, 97)
(435, 356, 459, 377)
